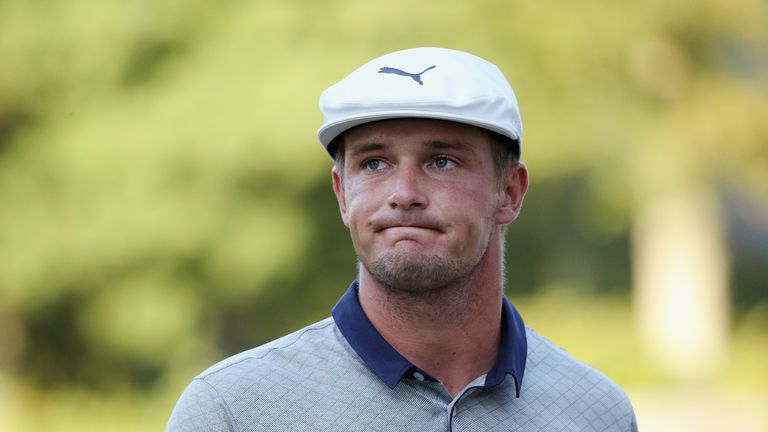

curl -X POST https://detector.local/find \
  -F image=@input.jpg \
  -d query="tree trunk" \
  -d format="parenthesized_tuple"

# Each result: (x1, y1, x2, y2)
(632, 190, 729, 379)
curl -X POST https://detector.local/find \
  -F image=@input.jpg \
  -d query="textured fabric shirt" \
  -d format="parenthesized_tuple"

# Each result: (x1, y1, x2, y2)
(167, 281, 638, 431)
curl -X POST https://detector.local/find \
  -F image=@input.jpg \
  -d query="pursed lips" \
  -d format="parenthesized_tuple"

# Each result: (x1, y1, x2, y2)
(372, 221, 444, 234)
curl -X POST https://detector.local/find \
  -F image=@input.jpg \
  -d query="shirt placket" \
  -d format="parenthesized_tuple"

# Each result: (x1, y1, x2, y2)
(446, 376, 486, 432)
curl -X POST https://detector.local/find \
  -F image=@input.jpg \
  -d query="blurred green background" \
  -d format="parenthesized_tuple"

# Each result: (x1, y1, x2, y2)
(1, 0, 767, 430)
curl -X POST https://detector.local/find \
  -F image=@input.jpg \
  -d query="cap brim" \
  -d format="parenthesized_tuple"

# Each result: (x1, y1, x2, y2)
(318, 110, 521, 157)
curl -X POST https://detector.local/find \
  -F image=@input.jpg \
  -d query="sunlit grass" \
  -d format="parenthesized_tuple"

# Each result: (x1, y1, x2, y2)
(513, 288, 768, 391)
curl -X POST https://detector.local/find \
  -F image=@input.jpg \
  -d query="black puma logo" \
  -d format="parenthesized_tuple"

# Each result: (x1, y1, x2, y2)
(377, 65, 437, 85)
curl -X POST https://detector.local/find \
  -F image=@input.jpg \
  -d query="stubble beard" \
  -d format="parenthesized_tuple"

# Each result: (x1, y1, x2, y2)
(359, 239, 493, 323)
(360, 222, 495, 300)
(364, 250, 472, 294)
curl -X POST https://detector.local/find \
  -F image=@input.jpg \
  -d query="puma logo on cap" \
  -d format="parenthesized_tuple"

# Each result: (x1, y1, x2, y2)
(378, 65, 437, 85)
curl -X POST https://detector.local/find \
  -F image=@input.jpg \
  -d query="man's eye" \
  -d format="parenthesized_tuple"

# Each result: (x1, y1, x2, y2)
(364, 159, 383, 170)
(433, 157, 456, 169)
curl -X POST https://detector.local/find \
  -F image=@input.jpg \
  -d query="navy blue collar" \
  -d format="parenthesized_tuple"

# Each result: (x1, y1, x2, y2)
(331, 280, 527, 397)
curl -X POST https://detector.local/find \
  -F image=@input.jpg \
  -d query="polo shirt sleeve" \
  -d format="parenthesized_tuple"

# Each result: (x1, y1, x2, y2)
(630, 409, 639, 432)
(166, 378, 235, 432)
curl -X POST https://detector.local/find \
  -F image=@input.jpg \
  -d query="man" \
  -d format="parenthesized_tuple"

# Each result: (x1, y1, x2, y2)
(167, 47, 638, 431)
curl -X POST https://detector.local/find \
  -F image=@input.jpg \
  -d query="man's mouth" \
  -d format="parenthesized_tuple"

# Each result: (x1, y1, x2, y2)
(372, 219, 443, 233)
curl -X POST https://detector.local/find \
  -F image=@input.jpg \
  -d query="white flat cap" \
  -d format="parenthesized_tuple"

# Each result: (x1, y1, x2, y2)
(317, 47, 522, 157)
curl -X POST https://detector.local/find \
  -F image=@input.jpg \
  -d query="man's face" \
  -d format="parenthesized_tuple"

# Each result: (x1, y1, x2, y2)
(332, 118, 527, 293)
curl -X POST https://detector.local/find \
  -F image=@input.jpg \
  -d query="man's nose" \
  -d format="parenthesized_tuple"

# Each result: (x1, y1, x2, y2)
(386, 164, 428, 210)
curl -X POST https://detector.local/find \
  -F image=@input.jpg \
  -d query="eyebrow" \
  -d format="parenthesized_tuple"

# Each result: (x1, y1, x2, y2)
(349, 142, 387, 158)
(423, 139, 474, 152)
(349, 139, 475, 158)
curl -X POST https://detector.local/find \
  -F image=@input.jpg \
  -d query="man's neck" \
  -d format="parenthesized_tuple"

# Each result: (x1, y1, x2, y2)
(357, 241, 505, 398)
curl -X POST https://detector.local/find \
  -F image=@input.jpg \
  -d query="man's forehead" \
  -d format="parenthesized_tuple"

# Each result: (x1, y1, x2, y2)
(344, 119, 491, 151)
(346, 140, 479, 160)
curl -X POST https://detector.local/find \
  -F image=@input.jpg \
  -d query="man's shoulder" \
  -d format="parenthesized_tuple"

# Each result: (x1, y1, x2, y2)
(525, 326, 623, 387)
(195, 317, 343, 383)
(523, 327, 637, 430)
(167, 317, 373, 432)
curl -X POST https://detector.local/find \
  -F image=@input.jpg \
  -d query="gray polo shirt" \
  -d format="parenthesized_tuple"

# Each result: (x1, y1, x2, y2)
(167, 281, 638, 431)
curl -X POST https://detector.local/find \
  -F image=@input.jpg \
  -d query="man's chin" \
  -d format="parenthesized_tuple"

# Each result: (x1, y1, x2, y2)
(361, 252, 467, 293)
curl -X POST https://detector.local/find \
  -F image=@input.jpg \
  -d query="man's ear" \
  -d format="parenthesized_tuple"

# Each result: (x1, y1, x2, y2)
(496, 162, 529, 225)
(332, 167, 350, 227)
